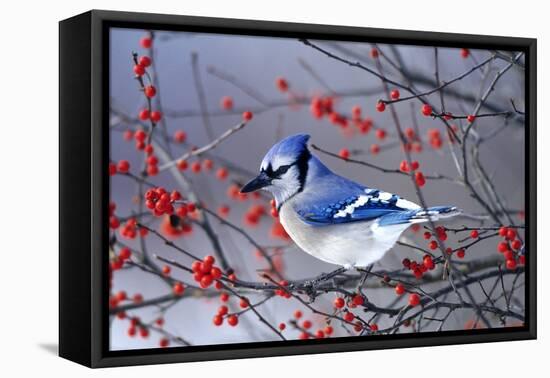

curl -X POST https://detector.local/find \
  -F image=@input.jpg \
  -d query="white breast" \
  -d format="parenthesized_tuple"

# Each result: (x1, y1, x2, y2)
(279, 198, 410, 268)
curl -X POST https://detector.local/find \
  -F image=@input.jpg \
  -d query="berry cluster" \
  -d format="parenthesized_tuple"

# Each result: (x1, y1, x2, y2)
(427, 128, 443, 150)
(133, 53, 163, 126)
(213, 303, 239, 327)
(399, 159, 420, 173)
(144, 187, 185, 217)
(243, 203, 268, 227)
(402, 254, 436, 279)
(119, 217, 141, 240)
(496, 227, 524, 269)
(191, 255, 223, 289)
(274, 280, 292, 298)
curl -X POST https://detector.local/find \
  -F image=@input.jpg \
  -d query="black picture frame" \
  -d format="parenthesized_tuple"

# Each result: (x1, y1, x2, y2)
(59, 9, 537, 368)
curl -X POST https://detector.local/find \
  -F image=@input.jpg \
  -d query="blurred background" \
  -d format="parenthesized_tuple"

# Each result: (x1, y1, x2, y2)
(109, 27, 525, 350)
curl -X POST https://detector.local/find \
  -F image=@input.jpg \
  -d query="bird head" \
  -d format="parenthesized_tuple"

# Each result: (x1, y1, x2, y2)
(241, 134, 312, 206)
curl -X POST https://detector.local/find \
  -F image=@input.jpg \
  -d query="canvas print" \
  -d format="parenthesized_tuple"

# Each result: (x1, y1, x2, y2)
(108, 27, 527, 351)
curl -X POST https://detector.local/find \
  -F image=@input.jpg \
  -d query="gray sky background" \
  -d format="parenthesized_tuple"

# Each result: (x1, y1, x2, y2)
(109, 27, 525, 350)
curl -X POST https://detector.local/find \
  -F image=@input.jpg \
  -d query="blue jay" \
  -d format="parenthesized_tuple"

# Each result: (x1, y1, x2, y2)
(241, 134, 460, 269)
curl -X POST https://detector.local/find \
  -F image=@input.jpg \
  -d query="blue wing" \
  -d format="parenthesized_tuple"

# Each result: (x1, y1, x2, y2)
(293, 173, 420, 226)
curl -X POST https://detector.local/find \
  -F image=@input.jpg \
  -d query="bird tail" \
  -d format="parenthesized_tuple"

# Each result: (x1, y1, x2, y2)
(410, 206, 461, 222)
(378, 206, 461, 226)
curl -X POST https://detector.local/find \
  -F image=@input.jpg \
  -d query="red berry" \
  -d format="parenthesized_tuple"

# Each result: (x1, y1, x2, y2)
(408, 293, 420, 307)
(470, 230, 479, 239)
(203, 159, 214, 170)
(177, 160, 188, 171)
(511, 239, 522, 250)
(147, 164, 158, 176)
(415, 171, 426, 187)
(204, 255, 215, 266)
(428, 240, 438, 250)
(370, 144, 380, 155)
(173, 282, 185, 296)
(173, 130, 187, 143)
(144, 85, 156, 98)
(140, 37, 152, 49)
(117, 160, 130, 173)
(144, 145, 154, 157)
(242, 111, 253, 122)
(376, 101, 386, 112)
(324, 326, 334, 335)
(135, 129, 147, 142)
(116, 291, 127, 301)
(400, 160, 409, 173)
(119, 247, 131, 260)
(220, 293, 230, 303)
(191, 161, 201, 173)
(275, 77, 289, 92)
(339, 148, 350, 159)
(146, 155, 158, 167)
(421, 104, 433, 116)
(456, 248, 466, 259)
(220, 96, 234, 110)
(227, 315, 239, 327)
(370, 48, 379, 58)
(344, 312, 355, 322)
(352, 294, 364, 306)
(351, 105, 361, 119)
(279, 323, 286, 331)
(390, 89, 400, 100)
(506, 259, 517, 270)
(211, 267, 222, 279)
(294, 310, 303, 319)
(395, 283, 405, 296)
(138, 109, 150, 120)
(213, 315, 223, 326)
(460, 48, 470, 58)
(139, 56, 151, 67)
(159, 338, 169, 348)
(499, 226, 508, 237)
(370, 323, 379, 332)
(139, 327, 149, 338)
(334, 297, 345, 309)
(216, 168, 229, 180)
(467, 114, 476, 123)
(150, 111, 162, 122)
(405, 127, 415, 140)
(498, 241, 509, 253)
(123, 130, 134, 141)
(504, 250, 514, 261)
(375, 128, 387, 140)
(133, 65, 145, 76)
(302, 320, 312, 329)
(506, 229, 517, 241)
(132, 293, 143, 303)
(162, 265, 171, 276)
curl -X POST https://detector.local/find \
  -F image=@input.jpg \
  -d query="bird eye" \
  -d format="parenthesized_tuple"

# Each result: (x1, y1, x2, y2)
(274, 164, 291, 177)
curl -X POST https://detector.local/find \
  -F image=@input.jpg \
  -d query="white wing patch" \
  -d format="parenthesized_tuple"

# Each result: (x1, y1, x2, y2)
(378, 192, 393, 201)
(334, 195, 370, 218)
(331, 188, 420, 220)
(396, 198, 420, 210)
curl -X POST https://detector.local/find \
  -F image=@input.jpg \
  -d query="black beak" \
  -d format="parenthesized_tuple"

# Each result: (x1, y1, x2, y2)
(240, 172, 271, 193)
